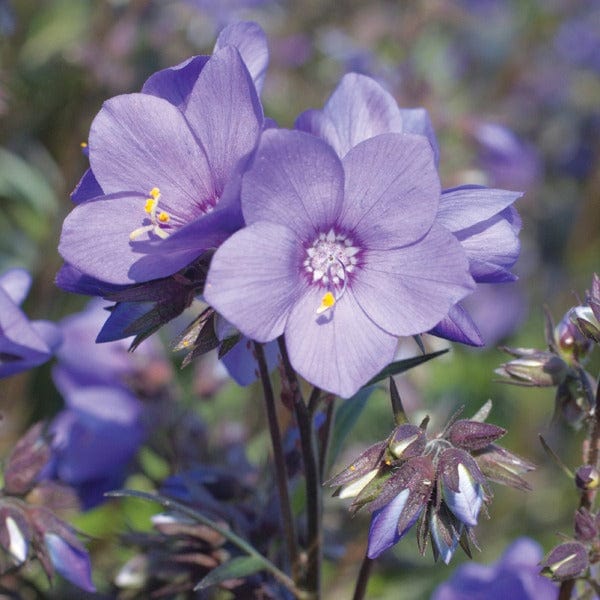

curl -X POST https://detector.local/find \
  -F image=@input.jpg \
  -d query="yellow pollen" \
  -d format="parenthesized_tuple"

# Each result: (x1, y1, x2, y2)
(149, 187, 161, 199)
(80, 141, 88, 148)
(144, 198, 157, 213)
(350, 465, 356, 471)
(316, 291, 336, 314)
(158, 211, 170, 223)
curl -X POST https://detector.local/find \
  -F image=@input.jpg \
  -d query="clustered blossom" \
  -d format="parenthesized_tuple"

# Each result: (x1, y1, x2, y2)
(0, 268, 61, 379)
(0, 424, 94, 592)
(329, 400, 534, 562)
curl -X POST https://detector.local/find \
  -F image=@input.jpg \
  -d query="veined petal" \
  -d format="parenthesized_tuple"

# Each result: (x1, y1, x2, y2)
(399, 107, 440, 166)
(443, 463, 484, 527)
(367, 489, 410, 559)
(142, 55, 210, 109)
(214, 21, 269, 94)
(285, 287, 398, 398)
(429, 303, 485, 347)
(89, 93, 216, 211)
(296, 73, 403, 158)
(341, 133, 440, 248)
(353, 224, 474, 336)
(71, 168, 103, 204)
(184, 46, 262, 193)
(242, 129, 345, 238)
(438, 185, 523, 233)
(204, 222, 305, 343)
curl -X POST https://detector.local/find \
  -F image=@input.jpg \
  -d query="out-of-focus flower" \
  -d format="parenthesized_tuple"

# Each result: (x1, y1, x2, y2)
(541, 541, 589, 582)
(495, 349, 569, 387)
(205, 128, 474, 397)
(329, 402, 533, 562)
(59, 23, 267, 286)
(431, 537, 558, 600)
(569, 273, 600, 344)
(295, 73, 523, 347)
(0, 268, 61, 379)
(0, 424, 94, 593)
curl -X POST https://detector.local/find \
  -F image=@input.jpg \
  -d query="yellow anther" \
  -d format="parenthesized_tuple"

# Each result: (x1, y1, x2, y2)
(316, 291, 336, 314)
(80, 141, 88, 148)
(157, 211, 170, 223)
(149, 187, 161, 199)
(144, 198, 157, 214)
(350, 465, 356, 471)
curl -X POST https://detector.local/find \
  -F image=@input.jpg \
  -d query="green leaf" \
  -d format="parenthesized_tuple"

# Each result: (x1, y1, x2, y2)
(194, 556, 264, 591)
(364, 349, 449, 387)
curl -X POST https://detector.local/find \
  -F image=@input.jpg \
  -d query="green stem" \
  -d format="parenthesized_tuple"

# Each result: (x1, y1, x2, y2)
(278, 337, 322, 598)
(106, 489, 310, 599)
(254, 341, 300, 583)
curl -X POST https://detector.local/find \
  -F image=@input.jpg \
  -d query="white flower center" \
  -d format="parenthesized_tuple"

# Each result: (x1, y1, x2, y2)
(303, 228, 361, 314)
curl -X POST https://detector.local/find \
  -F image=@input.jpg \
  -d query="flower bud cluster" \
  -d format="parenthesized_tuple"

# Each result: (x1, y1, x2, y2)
(0, 424, 94, 592)
(328, 404, 534, 562)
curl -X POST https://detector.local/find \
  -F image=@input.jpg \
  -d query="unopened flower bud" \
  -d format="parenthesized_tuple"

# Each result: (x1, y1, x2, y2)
(555, 312, 593, 362)
(446, 420, 506, 451)
(386, 424, 426, 461)
(495, 351, 568, 387)
(574, 508, 598, 542)
(541, 541, 588, 581)
(575, 465, 600, 491)
(569, 306, 600, 344)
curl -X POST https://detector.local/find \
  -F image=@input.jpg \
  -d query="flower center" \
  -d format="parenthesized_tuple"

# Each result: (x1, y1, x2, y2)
(129, 187, 172, 241)
(303, 228, 361, 314)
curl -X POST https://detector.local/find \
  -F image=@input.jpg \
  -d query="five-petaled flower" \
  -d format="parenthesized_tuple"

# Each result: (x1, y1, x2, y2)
(204, 128, 475, 397)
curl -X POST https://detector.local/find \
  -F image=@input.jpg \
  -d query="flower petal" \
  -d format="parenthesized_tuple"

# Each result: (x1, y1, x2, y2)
(70, 168, 103, 204)
(242, 129, 345, 239)
(285, 287, 398, 398)
(0, 268, 31, 305)
(429, 303, 485, 346)
(214, 21, 269, 93)
(184, 46, 262, 193)
(352, 224, 474, 336)
(89, 93, 216, 210)
(399, 107, 440, 166)
(367, 489, 409, 559)
(204, 222, 305, 343)
(296, 73, 403, 158)
(44, 533, 96, 592)
(340, 133, 440, 249)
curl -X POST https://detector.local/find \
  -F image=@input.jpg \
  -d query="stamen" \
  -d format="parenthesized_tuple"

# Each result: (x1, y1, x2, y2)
(317, 291, 336, 314)
(129, 187, 172, 241)
(144, 198, 157, 214)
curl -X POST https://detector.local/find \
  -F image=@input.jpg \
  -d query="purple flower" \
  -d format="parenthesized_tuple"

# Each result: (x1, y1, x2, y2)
(205, 128, 474, 397)
(59, 23, 266, 285)
(0, 268, 61, 378)
(295, 73, 523, 347)
(432, 538, 558, 600)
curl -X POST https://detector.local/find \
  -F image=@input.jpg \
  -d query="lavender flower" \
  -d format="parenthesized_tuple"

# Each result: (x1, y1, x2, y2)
(59, 23, 266, 285)
(296, 73, 523, 346)
(432, 537, 558, 600)
(205, 128, 474, 397)
(0, 268, 61, 378)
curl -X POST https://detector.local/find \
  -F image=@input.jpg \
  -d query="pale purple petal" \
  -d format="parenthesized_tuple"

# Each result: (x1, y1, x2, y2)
(353, 224, 474, 336)
(242, 129, 345, 238)
(59, 193, 152, 284)
(221, 339, 280, 386)
(31, 320, 63, 353)
(429, 303, 485, 347)
(340, 133, 440, 248)
(431, 512, 461, 565)
(437, 186, 523, 233)
(399, 107, 440, 166)
(89, 93, 216, 207)
(444, 465, 484, 527)
(141, 55, 209, 109)
(367, 489, 409, 559)
(55, 264, 125, 297)
(204, 222, 305, 343)
(296, 73, 403, 158)
(70, 168, 103, 204)
(214, 21, 269, 93)
(285, 287, 398, 398)
(184, 46, 262, 193)
(0, 268, 31, 305)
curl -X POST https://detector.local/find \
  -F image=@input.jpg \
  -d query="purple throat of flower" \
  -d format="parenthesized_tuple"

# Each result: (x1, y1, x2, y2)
(302, 227, 361, 315)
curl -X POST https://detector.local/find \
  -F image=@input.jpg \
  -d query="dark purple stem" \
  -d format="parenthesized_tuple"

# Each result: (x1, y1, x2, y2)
(352, 553, 374, 600)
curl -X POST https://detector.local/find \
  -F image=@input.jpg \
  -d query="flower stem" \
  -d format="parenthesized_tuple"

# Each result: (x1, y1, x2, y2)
(319, 397, 336, 479)
(278, 337, 322, 598)
(352, 553, 374, 600)
(254, 342, 300, 584)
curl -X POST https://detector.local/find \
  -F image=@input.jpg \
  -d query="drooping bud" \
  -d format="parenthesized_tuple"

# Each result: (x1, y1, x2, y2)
(386, 424, 427, 461)
(569, 306, 600, 344)
(495, 351, 568, 387)
(575, 465, 600, 491)
(574, 508, 597, 542)
(430, 503, 462, 564)
(554, 311, 593, 363)
(541, 541, 589, 581)
(0, 503, 30, 565)
(446, 419, 506, 451)
(473, 444, 534, 491)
